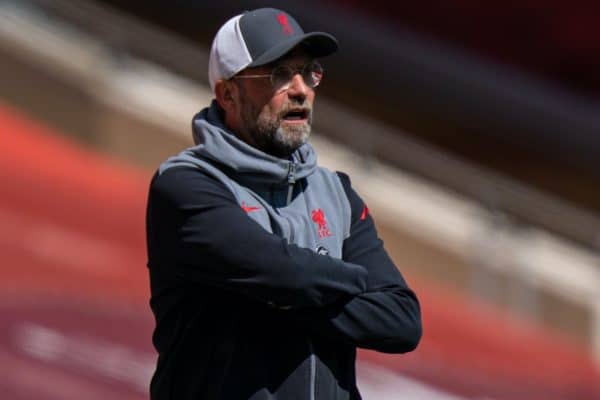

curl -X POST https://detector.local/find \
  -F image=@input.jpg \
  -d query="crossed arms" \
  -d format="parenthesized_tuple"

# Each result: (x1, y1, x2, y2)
(146, 167, 421, 353)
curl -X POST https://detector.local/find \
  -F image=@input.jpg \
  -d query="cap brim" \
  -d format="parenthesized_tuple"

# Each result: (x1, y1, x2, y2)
(248, 32, 338, 67)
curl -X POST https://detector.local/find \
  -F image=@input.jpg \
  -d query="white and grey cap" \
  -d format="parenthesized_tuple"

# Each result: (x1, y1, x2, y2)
(208, 8, 338, 92)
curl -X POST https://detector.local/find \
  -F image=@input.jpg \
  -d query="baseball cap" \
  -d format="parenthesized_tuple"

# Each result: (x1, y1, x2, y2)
(208, 8, 338, 92)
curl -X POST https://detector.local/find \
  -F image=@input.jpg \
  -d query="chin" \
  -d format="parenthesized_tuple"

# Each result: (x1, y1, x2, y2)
(265, 126, 309, 157)
(278, 126, 310, 147)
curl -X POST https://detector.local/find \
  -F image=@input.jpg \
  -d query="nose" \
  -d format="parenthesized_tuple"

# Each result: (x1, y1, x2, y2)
(286, 73, 309, 101)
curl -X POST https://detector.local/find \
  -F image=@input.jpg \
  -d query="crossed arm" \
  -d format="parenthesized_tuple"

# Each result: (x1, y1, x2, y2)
(147, 167, 421, 353)
(297, 172, 421, 353)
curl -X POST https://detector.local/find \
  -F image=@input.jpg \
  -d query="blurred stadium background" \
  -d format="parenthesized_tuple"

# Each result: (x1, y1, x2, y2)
(1, 0, 599, 398)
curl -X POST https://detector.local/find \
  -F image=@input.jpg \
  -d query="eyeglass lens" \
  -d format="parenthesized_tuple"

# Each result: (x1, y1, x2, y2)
(271, 61, 323, 90)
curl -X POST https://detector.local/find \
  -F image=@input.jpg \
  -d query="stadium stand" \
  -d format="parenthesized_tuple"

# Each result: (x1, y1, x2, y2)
(1, 100, 598, 399)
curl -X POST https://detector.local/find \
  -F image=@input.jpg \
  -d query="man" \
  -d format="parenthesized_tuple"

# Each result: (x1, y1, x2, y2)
(146, 7, 421, 400)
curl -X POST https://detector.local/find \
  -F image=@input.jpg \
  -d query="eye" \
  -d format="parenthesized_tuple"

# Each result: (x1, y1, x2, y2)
(303, 62, 323, 88)
(271, 66, 294, 89)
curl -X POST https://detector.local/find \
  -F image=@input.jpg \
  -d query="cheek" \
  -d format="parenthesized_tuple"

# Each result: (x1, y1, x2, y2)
(266, 95, 287, 117)
(238, 82, 273, 118)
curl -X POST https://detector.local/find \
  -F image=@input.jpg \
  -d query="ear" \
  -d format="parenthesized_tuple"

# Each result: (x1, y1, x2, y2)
(215, 80, 238, 112)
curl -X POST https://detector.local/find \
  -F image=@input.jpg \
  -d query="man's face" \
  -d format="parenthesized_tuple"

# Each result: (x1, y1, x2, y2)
(232, 50, 316, 158)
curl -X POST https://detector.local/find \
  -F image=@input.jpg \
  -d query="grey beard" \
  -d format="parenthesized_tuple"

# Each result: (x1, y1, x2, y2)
(235, 81, 312, 158)
(248, 107, 312, 158)
(264, 117, 311, 157)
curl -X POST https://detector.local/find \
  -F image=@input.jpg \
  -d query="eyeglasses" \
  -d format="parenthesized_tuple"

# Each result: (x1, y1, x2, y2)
(232, 60, 324, 91)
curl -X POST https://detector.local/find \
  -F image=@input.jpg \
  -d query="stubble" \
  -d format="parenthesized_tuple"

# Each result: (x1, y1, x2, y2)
(238, 85, 312, 158)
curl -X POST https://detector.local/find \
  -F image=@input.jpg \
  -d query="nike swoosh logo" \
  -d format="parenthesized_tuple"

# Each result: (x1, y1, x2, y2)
(241, 202, 261, 213)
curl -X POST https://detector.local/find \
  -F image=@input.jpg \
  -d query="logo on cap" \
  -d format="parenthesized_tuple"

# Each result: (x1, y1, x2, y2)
(276, 13, 294, 35)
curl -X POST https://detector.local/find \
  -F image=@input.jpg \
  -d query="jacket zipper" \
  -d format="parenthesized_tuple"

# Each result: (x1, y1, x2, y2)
(308, 340, 316, 400)
(286, 162, 297, 205)
(286, 161, 314, 399)
(286, 161, 314, 398)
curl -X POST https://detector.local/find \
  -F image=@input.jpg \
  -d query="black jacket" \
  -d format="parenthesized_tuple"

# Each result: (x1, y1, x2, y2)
(146, 103, 421, 399)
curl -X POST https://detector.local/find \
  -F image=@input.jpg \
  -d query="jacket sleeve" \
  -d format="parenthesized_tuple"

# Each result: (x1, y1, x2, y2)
(146, 166, 368, 310)
(292, 172, 422, 353)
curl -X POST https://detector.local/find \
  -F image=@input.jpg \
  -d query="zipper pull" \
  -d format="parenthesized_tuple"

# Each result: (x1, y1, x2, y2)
(286, 162, 297, 205)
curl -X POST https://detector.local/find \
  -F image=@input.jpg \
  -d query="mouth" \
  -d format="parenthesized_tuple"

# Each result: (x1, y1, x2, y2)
(281, 108, 310, 123)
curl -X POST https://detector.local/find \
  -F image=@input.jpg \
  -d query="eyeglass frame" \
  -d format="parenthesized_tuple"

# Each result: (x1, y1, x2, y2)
(231, 60, 324, 91)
